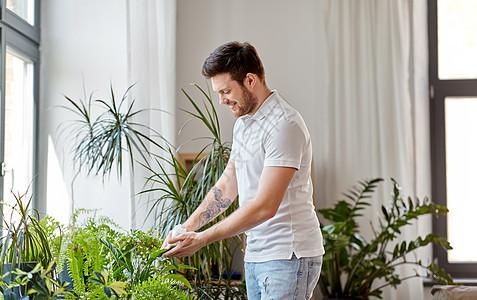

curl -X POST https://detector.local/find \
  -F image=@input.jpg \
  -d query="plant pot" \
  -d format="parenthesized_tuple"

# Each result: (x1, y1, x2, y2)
(58, 259, 74, 290)
(2, 262, 37, 299)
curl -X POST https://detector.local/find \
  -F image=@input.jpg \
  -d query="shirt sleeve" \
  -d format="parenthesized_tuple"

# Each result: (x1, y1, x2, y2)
(230, 121, 239, 161)
(263, 119, 307, 170)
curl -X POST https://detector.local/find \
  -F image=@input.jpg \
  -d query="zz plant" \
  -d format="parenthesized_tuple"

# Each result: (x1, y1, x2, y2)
(318, 178, 455, 299)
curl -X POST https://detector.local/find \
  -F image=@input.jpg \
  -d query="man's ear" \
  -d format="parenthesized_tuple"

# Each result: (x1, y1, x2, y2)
(243, 73, 257, 89)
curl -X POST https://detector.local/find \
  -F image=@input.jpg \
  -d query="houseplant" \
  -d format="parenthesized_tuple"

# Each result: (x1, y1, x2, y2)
(1, 205, 193, 299)
(12, 261, 74, 300)
(58, 209, 193, 299)
(58, 83, 166, 179)
(58, 209, 122, 297)
(99, 231, 195, 299)
(141, 84, 246, 299)
(318, 178, 455, 299)
(0, 190, 56, 298)
(61, 83, 246, 299)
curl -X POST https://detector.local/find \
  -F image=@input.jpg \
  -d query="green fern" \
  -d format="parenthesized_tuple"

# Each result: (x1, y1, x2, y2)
(131, 276, 195, 300)
(67, 247, 86, 294)
(61, 209, 124, 296)
(58, 211, 194, 299)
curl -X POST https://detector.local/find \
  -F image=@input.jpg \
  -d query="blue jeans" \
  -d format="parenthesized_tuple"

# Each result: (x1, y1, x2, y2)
(244, 255, 323, 300)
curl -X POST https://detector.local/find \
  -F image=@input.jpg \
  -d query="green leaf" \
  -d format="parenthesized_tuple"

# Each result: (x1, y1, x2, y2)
(104, 286, 112, 297)
(109, 281, 127, 296)
(382, 206, 390, 222)
(89, 277, 103, 285)
(175, 263, 197, 270)
(164, 274, 192, 289)
(319, 177, 455, 299)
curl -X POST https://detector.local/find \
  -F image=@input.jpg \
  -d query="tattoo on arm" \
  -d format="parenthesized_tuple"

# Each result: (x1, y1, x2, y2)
(198, 187, 232, 228)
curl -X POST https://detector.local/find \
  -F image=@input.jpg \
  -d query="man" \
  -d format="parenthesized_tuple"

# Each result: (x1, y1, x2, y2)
(162, 41, 324, 299)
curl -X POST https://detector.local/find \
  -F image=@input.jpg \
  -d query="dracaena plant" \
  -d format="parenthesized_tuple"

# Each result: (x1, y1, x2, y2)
(141, 84, 246, 299)
(318, 178, 455, 300)
(0, 191, 54, 286)
(58, 83, 167, 179)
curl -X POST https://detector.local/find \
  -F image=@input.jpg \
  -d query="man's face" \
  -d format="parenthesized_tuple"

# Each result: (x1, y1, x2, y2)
(211, 73, 259, 118)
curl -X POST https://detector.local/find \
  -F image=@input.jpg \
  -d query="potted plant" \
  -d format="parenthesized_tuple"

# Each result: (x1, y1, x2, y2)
(141, 84, 246, 299)
(57, 209, 194, 299)
(61, 83, 247, 299)
(58, 83, 165, 179)
(318, 178, 455, 299)
(12, 261, 74, 300)
(57, 209, 122, 297)
(1, 190, 55, 298)
(100, 229, 195, 299)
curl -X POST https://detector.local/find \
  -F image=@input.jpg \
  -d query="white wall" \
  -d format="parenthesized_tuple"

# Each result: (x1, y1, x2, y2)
(175, 2, 328, 290)
(39, 0, 132, 228)
(175, 0, 327, 208)
(38, 0, 328, 229)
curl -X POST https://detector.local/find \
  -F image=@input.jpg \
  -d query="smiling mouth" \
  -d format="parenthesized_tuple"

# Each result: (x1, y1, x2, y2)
(229, 103, 236, 110)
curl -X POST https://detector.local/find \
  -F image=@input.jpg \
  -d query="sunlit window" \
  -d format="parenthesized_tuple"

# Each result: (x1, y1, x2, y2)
(445, 97, 477, 262)
(438, 0, 477, 79)
(6, 0, 35, 25)
(1, 0, 39, 234)
(2, 48, 35, 228)
(431, 0, 477, 276)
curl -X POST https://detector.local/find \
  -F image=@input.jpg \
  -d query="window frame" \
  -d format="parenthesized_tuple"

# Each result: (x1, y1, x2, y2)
(429, 0, 477, 278)
(0, 0, 40, 219)
(1, 0, 40, 43)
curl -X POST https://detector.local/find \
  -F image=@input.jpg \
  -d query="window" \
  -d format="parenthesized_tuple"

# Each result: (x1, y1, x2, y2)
(0, 0, 40, 228)
(6, 0, 35, 25)
(429, 0, 477, 277)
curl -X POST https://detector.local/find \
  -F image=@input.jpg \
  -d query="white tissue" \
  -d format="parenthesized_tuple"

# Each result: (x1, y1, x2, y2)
(164, 224, 186, 250)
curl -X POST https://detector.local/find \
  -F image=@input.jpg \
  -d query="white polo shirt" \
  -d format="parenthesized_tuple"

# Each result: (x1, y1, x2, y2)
(230, 91, 324, 263)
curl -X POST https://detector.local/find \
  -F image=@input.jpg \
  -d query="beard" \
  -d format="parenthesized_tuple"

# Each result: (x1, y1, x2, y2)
(234, 85, 259, 118)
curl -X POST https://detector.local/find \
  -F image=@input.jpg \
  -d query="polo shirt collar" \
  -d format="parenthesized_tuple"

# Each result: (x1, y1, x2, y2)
(240, 90, 277, 122)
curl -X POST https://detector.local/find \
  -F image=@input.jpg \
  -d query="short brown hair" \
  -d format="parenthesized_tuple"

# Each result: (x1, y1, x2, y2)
(202, 41, 265, 85)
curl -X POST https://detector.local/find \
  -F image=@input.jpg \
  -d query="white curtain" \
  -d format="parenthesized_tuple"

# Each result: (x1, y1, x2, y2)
(126, 0, 177, 229)
(316, 0, 431, 299)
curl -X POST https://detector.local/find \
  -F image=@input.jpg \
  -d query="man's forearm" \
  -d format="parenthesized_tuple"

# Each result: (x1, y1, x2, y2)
(199, 166, 297, 245)
(162, 166, 295, 258)
(183, 186, 233, 231)
(199, 197, 274, 245)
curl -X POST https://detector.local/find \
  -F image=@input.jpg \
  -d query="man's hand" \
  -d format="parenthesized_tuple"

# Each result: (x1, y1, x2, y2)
(160, 230, 174, 250)
(161, 231, 207, 258)
(161, 224, 187, 251)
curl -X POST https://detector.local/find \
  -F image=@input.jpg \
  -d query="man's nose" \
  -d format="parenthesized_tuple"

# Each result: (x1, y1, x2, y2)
(219, 95, 228, 105)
